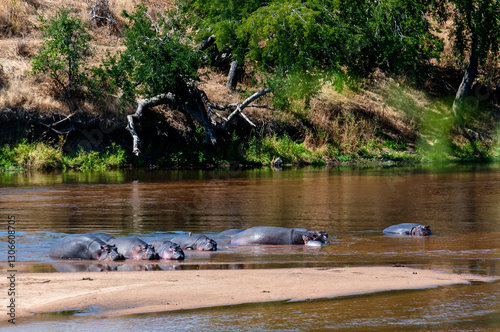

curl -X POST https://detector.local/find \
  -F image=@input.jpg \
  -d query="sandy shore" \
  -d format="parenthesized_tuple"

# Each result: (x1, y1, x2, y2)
(4, 266, 498, 318)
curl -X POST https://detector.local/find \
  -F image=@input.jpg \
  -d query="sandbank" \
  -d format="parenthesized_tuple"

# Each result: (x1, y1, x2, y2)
(3, 266, 498, 318)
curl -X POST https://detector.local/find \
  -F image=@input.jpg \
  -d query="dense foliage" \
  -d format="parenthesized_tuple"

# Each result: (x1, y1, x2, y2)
(175, 0, 445, 106)
(179, 0, 443, 74)
(448, 0, 500, 66)
(96, 4, 201, 105)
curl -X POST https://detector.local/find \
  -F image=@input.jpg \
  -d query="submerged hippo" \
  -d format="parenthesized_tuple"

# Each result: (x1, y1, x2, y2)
(148, 238, 186, 260)
(156, 241, 185, 260)
(49, 234, 125, 261)
(107, 236, 158, 260)
(229, 226, 328, 245)
(170, 233, 217, 251)
(383, 223, 432, 236)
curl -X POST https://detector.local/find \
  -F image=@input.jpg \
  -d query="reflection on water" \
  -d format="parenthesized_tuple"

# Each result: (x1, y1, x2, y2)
(1, 165, 499, 330)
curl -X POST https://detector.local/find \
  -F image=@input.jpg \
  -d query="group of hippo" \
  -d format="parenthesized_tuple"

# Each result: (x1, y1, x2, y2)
(49, 223, 431, 262)
(49, 232, 217, 262)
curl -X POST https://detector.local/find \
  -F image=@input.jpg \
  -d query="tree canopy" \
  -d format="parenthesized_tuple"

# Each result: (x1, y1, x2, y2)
(179, 0, 443, 75)
(98, 4, 201, 106)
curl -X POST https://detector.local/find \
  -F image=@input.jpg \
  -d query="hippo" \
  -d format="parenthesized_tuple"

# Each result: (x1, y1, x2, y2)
(383, 223, 432, 236)
(156, 241, 185, 260)
(170, 233, 217, 251)
(229, 226, 328, 245)
(217, 229, 244, 238)
(83, 233, 116, 242)
(49, 234, 125, 261)
(107, 236, 158, 260)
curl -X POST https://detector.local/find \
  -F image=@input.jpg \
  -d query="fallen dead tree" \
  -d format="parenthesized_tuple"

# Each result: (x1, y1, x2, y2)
(126, 87, 271, 156)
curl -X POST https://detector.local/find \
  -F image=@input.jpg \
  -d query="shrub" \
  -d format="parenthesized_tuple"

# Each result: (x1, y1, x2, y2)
(13, 141, 62, 170)
(31, 8, 94, 109)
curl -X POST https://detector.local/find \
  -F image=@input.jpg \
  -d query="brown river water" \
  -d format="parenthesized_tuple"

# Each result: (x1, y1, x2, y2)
(1, 165, 499, 331)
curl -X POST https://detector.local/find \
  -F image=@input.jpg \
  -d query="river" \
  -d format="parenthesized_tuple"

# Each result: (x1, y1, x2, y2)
(1, 165, 499, 330)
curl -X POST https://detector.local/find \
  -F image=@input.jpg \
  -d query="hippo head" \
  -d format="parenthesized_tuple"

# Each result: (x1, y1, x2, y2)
(198, 237, 217, 251)
(411, 225, 432, 236)
(160, 245, 185, 260)
(302, 235, 324, 247)
(98, 245, 125, 261)
(138, 244, 159, 260)
(309, 231, 328, 243)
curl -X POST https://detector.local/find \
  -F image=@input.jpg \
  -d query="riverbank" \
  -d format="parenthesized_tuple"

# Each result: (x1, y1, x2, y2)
(5, 266, 497, 319)
(2, 1, 500, 170)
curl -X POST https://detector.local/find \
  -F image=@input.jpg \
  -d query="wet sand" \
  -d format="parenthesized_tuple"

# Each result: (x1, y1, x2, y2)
(4, 266, 497, 318)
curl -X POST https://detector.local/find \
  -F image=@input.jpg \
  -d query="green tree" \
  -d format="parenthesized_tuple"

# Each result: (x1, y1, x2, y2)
(31, 8, 93, 109)
(177, 0, 443, 105)
(98, 4, 270, 155)
(100, 4, 200, 105)
(446, 0, 500, 139)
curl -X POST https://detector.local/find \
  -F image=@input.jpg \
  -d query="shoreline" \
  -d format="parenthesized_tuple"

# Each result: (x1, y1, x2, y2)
(4, 266, 498, 319)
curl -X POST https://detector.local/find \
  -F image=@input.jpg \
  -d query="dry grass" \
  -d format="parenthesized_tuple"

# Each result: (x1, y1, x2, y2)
(301, 77, 422, 155)
(0, 37, 64, 112)
(0, 0, 178, 114)
(0, 0, 39, 37)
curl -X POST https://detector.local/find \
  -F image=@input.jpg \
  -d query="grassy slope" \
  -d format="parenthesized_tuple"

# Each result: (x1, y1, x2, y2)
(1, 0, 499, 170)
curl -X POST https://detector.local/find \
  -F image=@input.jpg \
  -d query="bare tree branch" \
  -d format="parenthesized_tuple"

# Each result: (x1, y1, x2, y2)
(125, 87, 272, 156)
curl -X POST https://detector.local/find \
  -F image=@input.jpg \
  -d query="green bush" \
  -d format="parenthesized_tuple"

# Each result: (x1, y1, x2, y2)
(244, 133, 323, 165)
(12, 141, 63, 170)
(0, 144, 17, 170)
(63, 143, 126, 170)
(0, 141, 127, 171)
(31, 8, 94, 108)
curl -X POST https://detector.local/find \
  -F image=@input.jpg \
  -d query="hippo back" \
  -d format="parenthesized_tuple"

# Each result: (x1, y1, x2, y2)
(170, 234, 217, 251)
(231, 226, 328, 245)
(83, 233, 116, 242)
(217, 229, 244, 238)
(147, 238, 167, 250)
